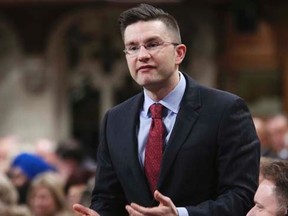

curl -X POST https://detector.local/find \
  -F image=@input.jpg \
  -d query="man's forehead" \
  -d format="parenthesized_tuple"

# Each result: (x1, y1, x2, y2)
(255, 180, 279, 214)
(255, 180, 276, 199)
(124, 20, 169, 43)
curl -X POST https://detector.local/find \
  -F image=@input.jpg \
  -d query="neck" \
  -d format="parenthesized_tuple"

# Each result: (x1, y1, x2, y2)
(145, 72, 180, 101)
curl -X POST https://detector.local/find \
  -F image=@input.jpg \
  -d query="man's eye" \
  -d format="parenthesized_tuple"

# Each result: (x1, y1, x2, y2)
(128, 46, 138, 51)
(146, 42, 160, 49)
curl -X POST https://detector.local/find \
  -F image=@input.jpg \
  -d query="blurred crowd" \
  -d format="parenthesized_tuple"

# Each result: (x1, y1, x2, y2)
(253, 113, 288, 160)
(0, 137, 96, 216)
(1, 113, 288, 216)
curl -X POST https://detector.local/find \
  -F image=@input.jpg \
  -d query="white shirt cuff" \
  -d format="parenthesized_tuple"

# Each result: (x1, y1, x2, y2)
(176, 207, 189, 216)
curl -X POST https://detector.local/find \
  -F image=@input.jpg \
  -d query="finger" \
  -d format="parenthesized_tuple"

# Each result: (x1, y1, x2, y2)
(126, 205, 134, 214)
(130, 203, 146, 212)
(126, 204, 143, 216)
(73, 203, 99, 216)
(73, 204, 87, 214)
(154, 190, 172, 206)
(131, 202, 155, 214)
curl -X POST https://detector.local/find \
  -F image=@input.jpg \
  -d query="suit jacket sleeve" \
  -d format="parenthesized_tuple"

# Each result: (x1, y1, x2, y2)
(185, 97, 260, 215)
(90, 111, 128, 216)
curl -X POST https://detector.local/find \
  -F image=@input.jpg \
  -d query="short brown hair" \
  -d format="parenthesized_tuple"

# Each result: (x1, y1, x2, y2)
(118, 3, 181, 43)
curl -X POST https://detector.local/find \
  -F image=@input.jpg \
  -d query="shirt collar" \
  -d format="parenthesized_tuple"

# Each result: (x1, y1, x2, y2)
(143, 72, 186, 116)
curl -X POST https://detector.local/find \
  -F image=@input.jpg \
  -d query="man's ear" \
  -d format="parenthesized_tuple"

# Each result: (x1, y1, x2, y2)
(175, 44, 186, 64)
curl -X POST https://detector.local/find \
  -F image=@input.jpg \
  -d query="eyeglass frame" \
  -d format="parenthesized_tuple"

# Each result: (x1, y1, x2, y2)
(123, 40, 179, 56)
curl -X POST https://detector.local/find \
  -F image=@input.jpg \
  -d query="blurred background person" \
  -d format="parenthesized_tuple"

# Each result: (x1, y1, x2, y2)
(7, 152, 57, 204)
(56, 139, 96, 183)
(266, 114, 288, 159)
(0, 135, 20, 174)
(0, 172, 31, 216)
(77, 176, 95, 209)
(34, 138, 60, 168)
(253, 117, 273, 157)
(27, 172, 73, 216)
(64, 167, 95, 214)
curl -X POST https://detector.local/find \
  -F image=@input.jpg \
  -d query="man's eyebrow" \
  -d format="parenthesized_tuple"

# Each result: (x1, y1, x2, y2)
(125, 36, 161, 45)
(124, 41, 136, 46)
(254, 201, 264, 208)
(145, 36, 160, 41)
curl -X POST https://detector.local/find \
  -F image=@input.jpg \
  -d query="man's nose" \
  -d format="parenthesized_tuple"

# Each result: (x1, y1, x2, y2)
(246, 207, 255, 216)
(138, 46, 151, 60)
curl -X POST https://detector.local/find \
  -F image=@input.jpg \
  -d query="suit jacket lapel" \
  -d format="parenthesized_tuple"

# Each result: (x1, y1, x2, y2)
(122, 93, 154, 203)
(158, 75, 201, 189)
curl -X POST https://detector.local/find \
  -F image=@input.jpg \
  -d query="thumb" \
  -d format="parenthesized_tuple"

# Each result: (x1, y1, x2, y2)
(154, 190, 172, 206)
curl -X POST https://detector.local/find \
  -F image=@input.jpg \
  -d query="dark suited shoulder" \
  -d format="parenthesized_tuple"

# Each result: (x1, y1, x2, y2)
(183, 74, 254, 128)
(184, 73, 244, 109)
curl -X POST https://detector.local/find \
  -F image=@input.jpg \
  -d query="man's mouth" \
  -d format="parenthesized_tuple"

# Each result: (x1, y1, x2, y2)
(137, 65, 155, 72)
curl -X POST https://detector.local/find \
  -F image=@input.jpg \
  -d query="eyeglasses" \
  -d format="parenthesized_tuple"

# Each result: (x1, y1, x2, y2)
(123, 41, 179, 56)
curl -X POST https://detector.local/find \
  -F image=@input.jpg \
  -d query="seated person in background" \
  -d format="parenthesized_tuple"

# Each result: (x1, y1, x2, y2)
(266, 114, 288, 159)
(0, 172, 31, 216)
(253, 117, 273, 157)
(56, 139, 96, 183)
(247, 159, 288, 216)
(27, 172, 73, 216)
(0, 135, 20, 174)
(64, 167, 95, 212)
(7, 152, 56, 204)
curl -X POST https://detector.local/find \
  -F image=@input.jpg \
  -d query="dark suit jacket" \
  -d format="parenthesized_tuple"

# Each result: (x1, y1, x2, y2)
(90, 73, 260, 216)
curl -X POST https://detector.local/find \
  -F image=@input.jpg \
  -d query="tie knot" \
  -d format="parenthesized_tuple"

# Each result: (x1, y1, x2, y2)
(150, 104, 163, 119)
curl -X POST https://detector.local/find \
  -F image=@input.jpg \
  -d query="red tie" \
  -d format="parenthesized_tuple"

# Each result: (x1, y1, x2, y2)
(144, 103, 165, 193)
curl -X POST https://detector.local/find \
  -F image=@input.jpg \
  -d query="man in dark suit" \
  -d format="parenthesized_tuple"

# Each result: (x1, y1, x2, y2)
(73, 3, 260, 216)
